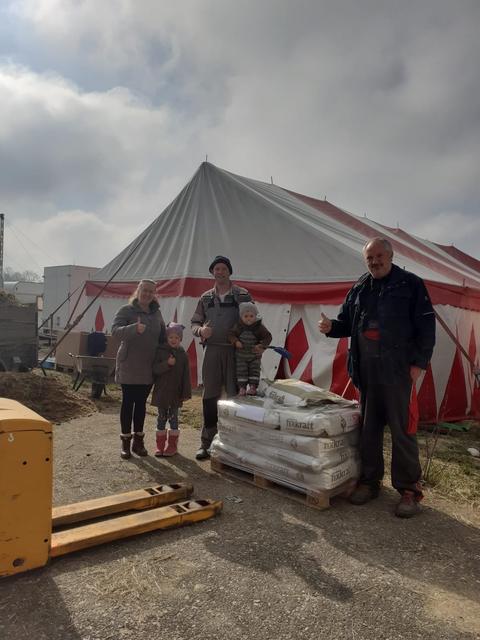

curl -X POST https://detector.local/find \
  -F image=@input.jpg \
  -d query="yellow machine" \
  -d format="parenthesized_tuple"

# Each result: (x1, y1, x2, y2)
(0, 398, 53, 575)
(0, 398, 222, 578)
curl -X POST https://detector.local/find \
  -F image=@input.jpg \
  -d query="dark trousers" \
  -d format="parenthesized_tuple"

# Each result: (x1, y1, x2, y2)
(120, 384, 152, 435)
(200, 344, 237, 449)
(358, 335, 422, 495)
(201, 397, 219, 449)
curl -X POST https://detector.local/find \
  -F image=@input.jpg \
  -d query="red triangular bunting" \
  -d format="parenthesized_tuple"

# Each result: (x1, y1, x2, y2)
(186, 340, 198, 389)
(468, 324, 480, 418)
(330, 337, 349, 395)
(285, 319, 309, 374)
(275, 356, 287, 380)
(438, 347, 468, 421)
(94, 306, 105, 332)
(407, 386, 419, 434)
(417, 363, 437, 423)
(299, 357, 313, 383)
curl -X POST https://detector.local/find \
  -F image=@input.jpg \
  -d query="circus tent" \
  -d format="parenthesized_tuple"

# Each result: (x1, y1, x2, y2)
(80, 162, 480, 423)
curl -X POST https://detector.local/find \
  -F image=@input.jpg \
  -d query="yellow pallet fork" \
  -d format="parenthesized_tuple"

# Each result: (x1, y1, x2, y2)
(0, 398, 222, 577)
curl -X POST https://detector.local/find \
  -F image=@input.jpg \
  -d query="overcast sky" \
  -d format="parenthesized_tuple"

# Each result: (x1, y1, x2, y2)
(1, 0, 479, 277)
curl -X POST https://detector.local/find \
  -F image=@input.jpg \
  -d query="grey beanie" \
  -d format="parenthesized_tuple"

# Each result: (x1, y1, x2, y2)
(239, 301, 259, 319)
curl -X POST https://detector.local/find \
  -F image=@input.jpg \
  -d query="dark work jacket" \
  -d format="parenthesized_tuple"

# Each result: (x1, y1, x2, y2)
(327, 264, 436, 388)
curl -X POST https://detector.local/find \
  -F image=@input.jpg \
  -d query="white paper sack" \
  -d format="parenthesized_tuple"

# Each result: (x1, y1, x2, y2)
(258, 378, 358, 408)
(273, 446, 357, 472)
(278, 405, 360, 437)
(218, 418, 359, 455)
(217, 399, 280, 428)
(218, 399, 360, 438)
(218, 426, 358, 472)
(211, 438, 360, 491)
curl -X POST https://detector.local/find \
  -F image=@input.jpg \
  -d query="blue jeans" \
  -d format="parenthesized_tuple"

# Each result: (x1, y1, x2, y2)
(157, 407, 179, 430)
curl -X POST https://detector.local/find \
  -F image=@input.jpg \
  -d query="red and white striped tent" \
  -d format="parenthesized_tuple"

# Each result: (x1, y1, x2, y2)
(81, 162, 480, 423)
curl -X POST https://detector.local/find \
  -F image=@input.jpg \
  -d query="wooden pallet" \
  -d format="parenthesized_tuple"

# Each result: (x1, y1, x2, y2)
(210, 457, 356, 510)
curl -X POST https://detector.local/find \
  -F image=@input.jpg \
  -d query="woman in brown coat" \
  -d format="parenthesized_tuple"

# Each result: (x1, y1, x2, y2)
(112, 279, 166, 459)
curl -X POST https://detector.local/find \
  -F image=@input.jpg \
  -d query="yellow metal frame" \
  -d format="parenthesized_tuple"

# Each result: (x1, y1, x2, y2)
(52, 483, 194, 526)
(50, 499, 222, 557)
(0, 399, 52, 576)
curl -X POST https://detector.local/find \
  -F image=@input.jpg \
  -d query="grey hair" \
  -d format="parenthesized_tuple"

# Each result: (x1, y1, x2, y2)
(363, 237, 393, 255)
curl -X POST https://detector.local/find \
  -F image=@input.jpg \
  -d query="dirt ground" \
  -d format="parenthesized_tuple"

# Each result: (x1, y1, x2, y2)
(1, 384, 480, 639)
(0, 372, 96, 422)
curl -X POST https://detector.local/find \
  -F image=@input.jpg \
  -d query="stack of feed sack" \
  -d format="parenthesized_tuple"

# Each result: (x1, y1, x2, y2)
(211, 379, 361, 493)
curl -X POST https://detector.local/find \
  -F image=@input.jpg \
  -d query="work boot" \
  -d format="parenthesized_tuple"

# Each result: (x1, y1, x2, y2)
(247, 384, 257, 396)
(163, 430, 179, 457)
(132, 432, 148, 457)
(120, 434, 132, 460)
(395, 490, 421, 518)
(154, 430, 168, 457)
(349, 483, 380, 505)
(195, 447, 210, 460)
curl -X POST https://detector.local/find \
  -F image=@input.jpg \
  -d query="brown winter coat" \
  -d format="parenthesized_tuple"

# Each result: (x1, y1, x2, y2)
(112, 299, 166, 385)
(151, 344, 192, 409)
(228, 319, 272, 349)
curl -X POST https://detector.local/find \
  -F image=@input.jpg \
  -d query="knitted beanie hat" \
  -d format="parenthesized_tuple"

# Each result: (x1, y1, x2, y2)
(209, 255, 233, 274)
(239, 301, 259, 319)
(166, 322, 185, 338)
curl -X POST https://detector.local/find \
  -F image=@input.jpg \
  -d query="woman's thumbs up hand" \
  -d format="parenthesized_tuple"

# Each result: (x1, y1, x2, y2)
(136, 316, 146, 335)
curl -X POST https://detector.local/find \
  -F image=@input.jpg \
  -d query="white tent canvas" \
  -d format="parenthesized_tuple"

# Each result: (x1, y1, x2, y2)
(80, 162, 480, 423)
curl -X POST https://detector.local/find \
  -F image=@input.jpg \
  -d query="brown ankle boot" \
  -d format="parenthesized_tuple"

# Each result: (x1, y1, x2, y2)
(120, 434, 132, 460)
(395, 490, 421, 518)
(132, 432, 148, 456)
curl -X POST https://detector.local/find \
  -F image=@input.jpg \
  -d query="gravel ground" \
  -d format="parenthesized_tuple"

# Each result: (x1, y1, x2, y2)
(1, 409, 480, 640)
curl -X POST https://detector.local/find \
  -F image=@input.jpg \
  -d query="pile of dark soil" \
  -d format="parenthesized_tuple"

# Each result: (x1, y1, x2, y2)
(0, 371, 96, 422)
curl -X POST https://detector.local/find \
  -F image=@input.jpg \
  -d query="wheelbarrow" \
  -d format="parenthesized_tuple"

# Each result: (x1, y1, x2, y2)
(69, 354, 116, 398)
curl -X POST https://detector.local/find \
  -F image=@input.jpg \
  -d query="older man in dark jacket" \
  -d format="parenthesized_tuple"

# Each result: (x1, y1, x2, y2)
(319, 237, 435, 517)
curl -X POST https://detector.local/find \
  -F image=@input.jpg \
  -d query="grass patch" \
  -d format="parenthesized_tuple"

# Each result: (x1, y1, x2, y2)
(179, 391, 203, 430)
(383, 424, 480, 506)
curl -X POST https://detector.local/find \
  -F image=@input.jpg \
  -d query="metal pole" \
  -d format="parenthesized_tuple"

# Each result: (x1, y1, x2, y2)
(39, 231, 150, 369)
(0, 213, 4, 290)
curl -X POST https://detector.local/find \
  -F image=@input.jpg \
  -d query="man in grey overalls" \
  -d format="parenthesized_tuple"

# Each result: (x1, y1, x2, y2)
(191, 256, 252, 460)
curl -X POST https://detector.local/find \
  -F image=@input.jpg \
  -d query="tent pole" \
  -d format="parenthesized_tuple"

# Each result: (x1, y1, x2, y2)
(38, 234, 149, 371)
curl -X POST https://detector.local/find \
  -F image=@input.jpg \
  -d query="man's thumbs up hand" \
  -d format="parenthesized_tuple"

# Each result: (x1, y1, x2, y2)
(318, 312, 332, 335)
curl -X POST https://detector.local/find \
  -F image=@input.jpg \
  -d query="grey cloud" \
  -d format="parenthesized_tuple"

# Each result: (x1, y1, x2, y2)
(0, 0, 479, 270)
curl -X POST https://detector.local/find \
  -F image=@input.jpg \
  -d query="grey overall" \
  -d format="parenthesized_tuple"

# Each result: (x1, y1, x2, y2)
(191, 285, 251, 448)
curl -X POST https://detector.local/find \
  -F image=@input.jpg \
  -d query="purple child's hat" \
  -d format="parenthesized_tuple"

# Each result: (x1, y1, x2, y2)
(166, 322, 185, 338)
